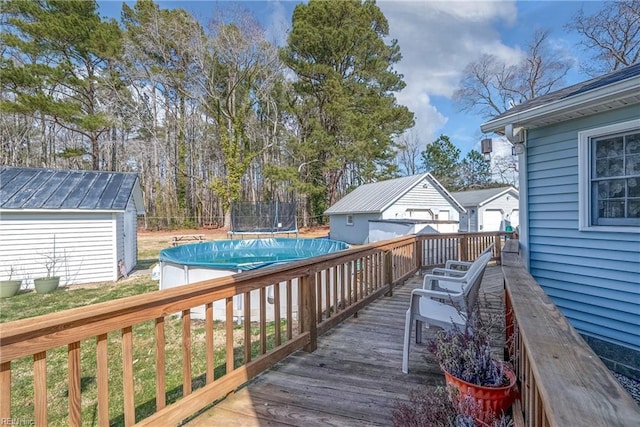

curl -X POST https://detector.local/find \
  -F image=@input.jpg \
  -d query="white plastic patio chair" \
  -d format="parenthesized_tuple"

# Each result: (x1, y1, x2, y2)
(402, 252, 491, 374)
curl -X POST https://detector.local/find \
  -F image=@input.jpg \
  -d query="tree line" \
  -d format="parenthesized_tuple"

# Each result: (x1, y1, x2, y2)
(2, 0, 637, 229)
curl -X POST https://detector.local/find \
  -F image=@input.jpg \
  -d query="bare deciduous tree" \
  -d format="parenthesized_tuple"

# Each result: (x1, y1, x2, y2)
(395, 130, 425, 176)
(566, 0, 640, 76)
(454, 30, 572, 118)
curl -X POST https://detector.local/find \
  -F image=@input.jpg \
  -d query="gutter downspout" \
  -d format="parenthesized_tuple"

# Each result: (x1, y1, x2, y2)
(517, 133, 529, 270)
(504, 123, 529, 269)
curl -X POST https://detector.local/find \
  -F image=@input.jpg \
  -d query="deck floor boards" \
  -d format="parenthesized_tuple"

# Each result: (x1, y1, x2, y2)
(186, 265, 504, 426)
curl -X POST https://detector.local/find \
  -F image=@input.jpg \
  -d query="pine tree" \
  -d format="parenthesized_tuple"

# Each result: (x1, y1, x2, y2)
(1, 0, 122, 169)
(280, 0, 414, 215)
(421, 135, 461, 189)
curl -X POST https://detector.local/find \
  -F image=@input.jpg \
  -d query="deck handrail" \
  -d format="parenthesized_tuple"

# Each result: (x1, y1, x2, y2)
(0, 231, 507, 426)
(502, 239, 640, 426)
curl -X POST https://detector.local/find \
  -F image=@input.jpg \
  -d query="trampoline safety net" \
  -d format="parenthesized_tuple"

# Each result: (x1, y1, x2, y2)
(231, 201, 297, 233)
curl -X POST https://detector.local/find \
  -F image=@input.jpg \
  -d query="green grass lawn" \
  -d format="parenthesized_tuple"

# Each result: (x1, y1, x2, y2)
(1, 273, 288, 426)
(0, 276, 156, 322)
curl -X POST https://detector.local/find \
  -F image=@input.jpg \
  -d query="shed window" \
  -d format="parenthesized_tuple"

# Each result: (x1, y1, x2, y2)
(579, 120, 640, 231)
(346, 215, 353, 226)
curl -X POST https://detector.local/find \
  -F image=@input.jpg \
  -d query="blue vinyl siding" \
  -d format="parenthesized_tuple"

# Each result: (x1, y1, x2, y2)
(329, 213, 380, 245)
(526, 105, 640, 352)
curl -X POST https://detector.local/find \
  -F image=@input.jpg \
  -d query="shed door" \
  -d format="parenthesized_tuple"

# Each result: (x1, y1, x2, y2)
(482, 210, 503, 231)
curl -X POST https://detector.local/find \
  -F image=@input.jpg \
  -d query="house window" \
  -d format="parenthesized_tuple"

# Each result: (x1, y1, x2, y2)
(578, 120, 640, 231)
(346, 215, 353, 226)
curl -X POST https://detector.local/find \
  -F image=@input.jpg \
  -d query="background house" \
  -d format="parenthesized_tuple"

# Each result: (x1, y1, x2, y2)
(0, 167, 145, 286)
(324, 173, 464, 244)
(481, 63, 640, 378)
(452, 186, 519, 232)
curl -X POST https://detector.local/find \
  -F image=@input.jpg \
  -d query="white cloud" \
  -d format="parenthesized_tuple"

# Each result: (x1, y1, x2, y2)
(265, 0, 289, 46)
(378, 1, 522, 146)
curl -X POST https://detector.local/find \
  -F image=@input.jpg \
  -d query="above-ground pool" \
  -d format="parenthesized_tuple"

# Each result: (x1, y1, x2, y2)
(159, 238, 350, 320)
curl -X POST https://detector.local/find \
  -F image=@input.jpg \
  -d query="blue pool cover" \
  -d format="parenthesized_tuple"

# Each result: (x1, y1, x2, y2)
(159, 238, 350, 271)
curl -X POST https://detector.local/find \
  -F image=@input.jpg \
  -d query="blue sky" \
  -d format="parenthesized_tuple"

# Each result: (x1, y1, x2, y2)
(98, 0, 605, 156)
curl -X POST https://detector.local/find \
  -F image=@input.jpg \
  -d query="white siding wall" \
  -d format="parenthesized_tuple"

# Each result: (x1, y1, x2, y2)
(383, 178, 460, 225)
(477, 192, 519, 231)
(0, 212, 118, 285)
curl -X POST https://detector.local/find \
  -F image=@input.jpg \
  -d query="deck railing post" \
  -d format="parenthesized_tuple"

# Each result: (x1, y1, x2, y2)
(300, 272, 317, 352)
(415, 237, 423, 271)
(494, 233, 502, 264)
(384, 250, 393, 297)
(460, 235, 469, 262)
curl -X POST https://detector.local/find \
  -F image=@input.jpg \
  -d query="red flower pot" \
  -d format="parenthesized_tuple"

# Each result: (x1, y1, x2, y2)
(443, 365, 517, 422)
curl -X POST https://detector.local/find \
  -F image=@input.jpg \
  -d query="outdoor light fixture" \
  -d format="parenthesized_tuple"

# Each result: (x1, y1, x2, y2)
(505, 124, 526, 155)
(481, 138, 492, 162)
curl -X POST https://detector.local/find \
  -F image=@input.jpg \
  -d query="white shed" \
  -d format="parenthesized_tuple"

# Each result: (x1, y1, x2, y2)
(451, 187, 519, 232)
(0, 167, 145, 286)
(324, 173, 465, 244)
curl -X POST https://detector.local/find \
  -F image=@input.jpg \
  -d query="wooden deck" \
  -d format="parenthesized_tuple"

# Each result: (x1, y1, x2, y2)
(186, 265, 505, 426)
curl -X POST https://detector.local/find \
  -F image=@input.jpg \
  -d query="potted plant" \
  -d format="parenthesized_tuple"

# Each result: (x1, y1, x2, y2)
(392, 386, 514, 427)
(34, 237, 63, 294)
(0, 266, 22, 299)
(428, 309, 517, 424)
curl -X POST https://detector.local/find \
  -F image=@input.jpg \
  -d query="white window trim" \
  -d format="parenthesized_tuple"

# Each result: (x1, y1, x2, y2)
(346, 215, 353, 226)
(578, 119, 640, 233)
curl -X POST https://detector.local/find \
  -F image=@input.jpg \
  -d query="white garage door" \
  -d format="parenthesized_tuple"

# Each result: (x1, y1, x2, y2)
(482, 210, 503, 231)
(406, 209, 433, 220)
(509, 209, 519, 228)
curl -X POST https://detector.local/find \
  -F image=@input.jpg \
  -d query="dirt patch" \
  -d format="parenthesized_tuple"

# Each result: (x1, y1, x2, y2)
(138, 225, 328, 239)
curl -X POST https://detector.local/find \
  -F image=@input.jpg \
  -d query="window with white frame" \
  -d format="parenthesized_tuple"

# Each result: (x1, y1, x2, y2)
(346, 215, 353, 225)
(578, 120, 640, 230)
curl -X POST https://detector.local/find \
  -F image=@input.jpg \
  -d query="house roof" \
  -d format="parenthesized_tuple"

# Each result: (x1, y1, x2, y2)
(481, 62, 640, 133)
(451, 186, 518, 208)
(324, 173, 464, 215)
(0, 166, 145, 213)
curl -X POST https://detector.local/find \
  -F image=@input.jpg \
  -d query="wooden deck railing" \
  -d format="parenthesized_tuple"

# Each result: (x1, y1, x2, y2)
(0, 232, 506, 426)
(502, 240, 639, 426)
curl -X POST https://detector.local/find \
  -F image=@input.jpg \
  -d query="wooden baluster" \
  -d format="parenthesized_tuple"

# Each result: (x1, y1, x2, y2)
(260, 287, 267, 355)
(286, 280, 293, 341)
(225, 297, 234, 373)
(339, 264, 345, 310)
(346, 262, 352, 306)
(182, 310, 192, 396)
(244, 292, 252, 363)
(0, 362, 9, 420)
(205, 303, 214, 383)
(273, 283, 281, 346)
(96, 335, 109, 426)
(68, 342, 81, 426)
(316, 271, 323, 323)
(34, 351, 47, 426)
(155, 318, 166, 410)
(122, 327, 134, 426)
(332, 267, 338, 315)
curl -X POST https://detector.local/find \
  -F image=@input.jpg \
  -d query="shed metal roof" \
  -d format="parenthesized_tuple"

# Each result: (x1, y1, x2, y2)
(451, 186, 518, 207)
(324, 173, 464, 215)
(0, 167, 144, 213)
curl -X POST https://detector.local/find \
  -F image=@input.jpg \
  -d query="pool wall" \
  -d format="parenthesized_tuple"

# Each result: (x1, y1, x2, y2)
(159, 238, 350, 321)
